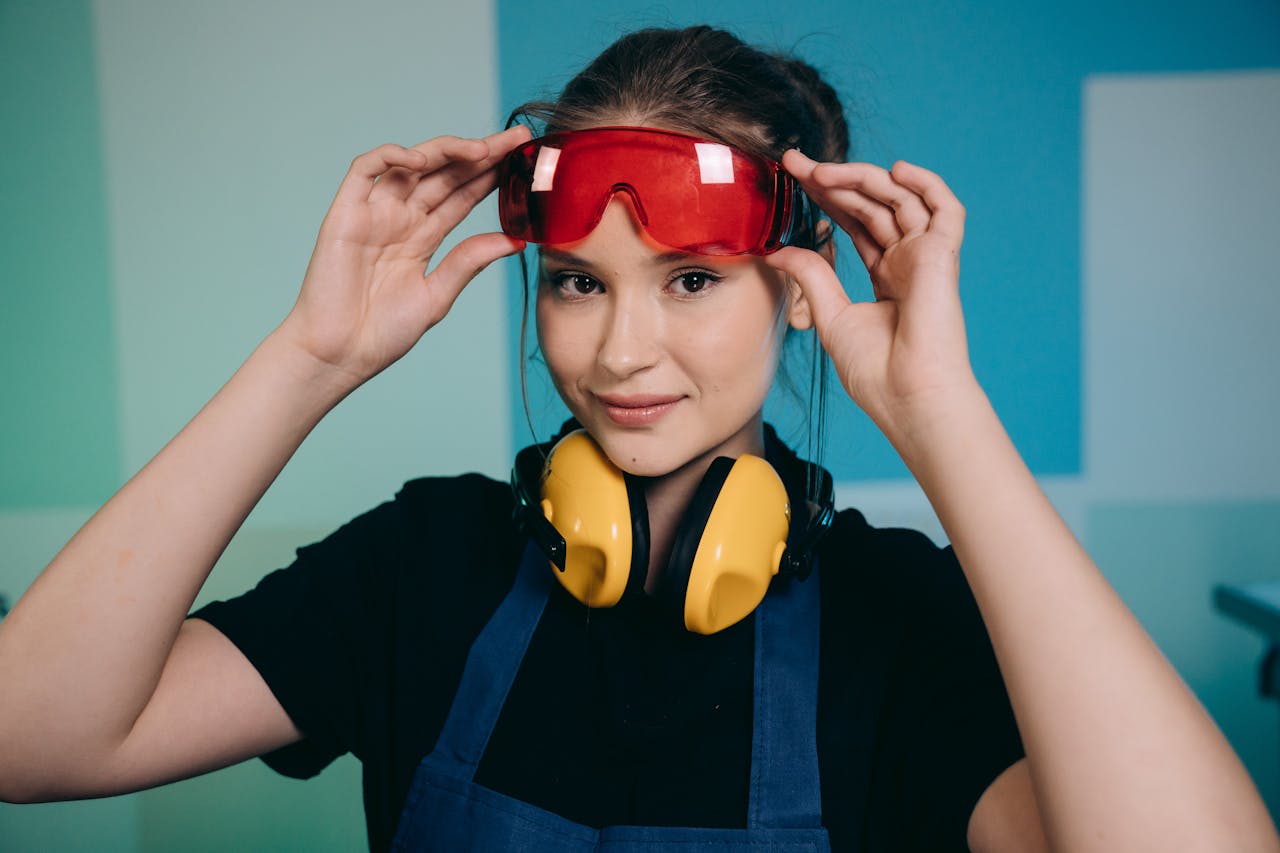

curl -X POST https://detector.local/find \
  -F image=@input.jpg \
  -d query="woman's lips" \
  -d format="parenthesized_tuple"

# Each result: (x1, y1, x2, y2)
(594, 393, 684, 426)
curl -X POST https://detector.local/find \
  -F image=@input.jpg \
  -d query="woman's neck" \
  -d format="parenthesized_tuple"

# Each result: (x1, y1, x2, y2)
(638, 417, 767, 593)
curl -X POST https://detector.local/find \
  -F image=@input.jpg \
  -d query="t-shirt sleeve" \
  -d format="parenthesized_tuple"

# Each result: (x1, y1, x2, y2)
(881, 539, 1026, 851)
(189, 498, 404, 779)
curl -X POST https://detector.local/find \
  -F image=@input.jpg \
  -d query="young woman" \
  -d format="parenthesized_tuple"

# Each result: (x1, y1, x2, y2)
(0, 25, 1275, 853)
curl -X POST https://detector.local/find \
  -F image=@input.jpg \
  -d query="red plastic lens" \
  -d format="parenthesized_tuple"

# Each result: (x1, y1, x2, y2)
(498, 127, 799, 256)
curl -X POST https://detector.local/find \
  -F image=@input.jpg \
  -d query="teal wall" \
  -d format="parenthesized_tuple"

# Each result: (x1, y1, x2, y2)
(1088, 501, 1280, 816)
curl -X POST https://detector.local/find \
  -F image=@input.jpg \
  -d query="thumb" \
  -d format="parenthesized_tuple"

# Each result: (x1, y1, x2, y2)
(424, 232, 525, 316)
(764, 246, 852, 337)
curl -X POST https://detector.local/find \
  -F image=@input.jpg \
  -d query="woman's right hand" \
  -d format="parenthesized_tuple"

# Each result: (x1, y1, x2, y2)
(278, 125, 532, 387)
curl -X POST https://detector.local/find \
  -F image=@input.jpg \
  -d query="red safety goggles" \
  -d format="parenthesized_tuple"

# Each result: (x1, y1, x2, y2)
(497, 126, 807, 256)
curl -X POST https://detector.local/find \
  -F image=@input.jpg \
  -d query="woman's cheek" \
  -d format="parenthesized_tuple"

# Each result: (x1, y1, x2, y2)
(689, 306, 777, 368)
(536, 304, 575, 374)
(539, 337, 576, 389)
(538, 325, 592, 404)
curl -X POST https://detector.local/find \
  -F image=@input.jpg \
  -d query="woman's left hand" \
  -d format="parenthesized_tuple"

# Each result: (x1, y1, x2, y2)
(765, 150, 980, 444)
(771, 157, 1280, 853)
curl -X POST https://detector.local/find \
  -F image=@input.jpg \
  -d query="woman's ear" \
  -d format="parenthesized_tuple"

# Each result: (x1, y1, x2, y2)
(785, 220, 836, 331)
(815, 219, 837, 267)
(786, 274, 814, 331)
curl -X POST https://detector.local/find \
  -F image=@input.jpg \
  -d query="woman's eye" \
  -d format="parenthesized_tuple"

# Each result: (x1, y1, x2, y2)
(552, 273, 601, 296)
(671, 271, 720, 295)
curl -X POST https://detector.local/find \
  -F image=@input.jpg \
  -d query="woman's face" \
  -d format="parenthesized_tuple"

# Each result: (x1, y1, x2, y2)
(536, 194, 806, 478)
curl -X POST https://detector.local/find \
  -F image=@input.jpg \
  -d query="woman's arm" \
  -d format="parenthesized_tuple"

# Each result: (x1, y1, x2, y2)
(768, 152, 1279, 851)
(0, 128, 530, 803)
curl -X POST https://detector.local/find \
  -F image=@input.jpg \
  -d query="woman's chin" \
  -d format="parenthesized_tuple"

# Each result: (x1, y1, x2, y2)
(575, 411, 764, 481)
(585, 431, 692, 480)
(612, 458, 680, 479)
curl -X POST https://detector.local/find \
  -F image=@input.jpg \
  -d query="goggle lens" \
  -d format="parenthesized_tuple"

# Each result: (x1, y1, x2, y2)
(498, 127, 801, 256)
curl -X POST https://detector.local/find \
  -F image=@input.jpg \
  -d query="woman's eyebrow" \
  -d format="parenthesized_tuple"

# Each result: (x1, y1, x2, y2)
(539, 248, 704, 267)
(652, 250, 701, 265)
(538, 248, 591, 267)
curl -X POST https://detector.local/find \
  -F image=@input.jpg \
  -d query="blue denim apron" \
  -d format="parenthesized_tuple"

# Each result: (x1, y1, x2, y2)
(390, 542, 831, 852)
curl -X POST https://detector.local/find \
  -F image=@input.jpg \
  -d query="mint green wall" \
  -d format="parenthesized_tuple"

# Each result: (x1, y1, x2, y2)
(0, 1, 134, 845)
(1, 797, 137, 853)
(0, 0, 119, 508)
(136, 528, 365, 853)
(1, 0, 503, 849)
(138, 757, 365, 853)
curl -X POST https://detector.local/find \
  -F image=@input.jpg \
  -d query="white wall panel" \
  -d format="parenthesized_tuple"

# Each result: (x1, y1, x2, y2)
(93, 0, 508, 529)
(1084, 71, 1280, 501)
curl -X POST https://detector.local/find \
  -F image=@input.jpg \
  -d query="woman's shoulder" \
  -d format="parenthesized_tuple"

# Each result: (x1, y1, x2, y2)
(321, 471, 517, 542)
(277, 471, 522, 589)
(823, 506, 948, 564)
(819, 507, 967, 610)
(391, 470, 516, 521)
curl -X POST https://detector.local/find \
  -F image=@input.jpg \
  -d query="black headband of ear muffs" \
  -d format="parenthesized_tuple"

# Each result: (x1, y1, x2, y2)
(783, 462, 834, 581)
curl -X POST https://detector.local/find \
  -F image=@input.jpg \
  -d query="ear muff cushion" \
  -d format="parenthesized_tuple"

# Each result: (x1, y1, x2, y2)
(655, 456, 736, 628)
(539, 431, 643, 608)
(683, 456, 791, 635)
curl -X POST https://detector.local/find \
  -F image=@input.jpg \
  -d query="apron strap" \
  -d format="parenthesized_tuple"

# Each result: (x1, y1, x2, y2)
(429, 540, 552, 779)
(749, 558, 823, 829)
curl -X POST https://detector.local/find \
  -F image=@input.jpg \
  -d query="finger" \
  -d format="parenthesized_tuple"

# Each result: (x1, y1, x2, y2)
(783, 152, 903, 249)
(371, 131, 500, 205)
(480, 123, 534, 156)
(843, 163, 932, 234)
(764, 246, 854, 338)
(368, 164, 424, 204)
(419, 165, 503, 245)
(334, 144, 429, 207)
(844, 218, 884, 279)
(370, 135, 490, 206)
(407, 126, 531, 211)
(407, 133, 489, 164)
(889, 160, 966, 243)
(424, 231, 526, 316)
(810, 182, 903, 249)
(781, 146, 820, 182)
(407, 124, 528, 160)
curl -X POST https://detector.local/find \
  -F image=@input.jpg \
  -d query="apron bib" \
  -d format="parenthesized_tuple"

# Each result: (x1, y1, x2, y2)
(391, 541, 831, 852)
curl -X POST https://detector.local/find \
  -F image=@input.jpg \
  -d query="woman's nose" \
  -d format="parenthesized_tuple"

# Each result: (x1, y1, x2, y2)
(596, 297, 662, 378)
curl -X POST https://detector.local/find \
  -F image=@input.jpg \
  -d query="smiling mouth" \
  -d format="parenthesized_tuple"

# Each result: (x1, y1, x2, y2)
(594, 394, 684, 426)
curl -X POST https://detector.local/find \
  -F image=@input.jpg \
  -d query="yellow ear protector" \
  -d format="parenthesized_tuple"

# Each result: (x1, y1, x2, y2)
(512, 429, 834, 635)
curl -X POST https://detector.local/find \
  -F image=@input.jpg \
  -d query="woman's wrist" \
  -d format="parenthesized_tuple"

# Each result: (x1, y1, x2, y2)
(871, 374, 994, 471)
(262, 317, 370, 407)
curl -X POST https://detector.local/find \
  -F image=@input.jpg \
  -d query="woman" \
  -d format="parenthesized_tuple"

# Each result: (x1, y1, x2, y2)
(0, 24, 1275, 853)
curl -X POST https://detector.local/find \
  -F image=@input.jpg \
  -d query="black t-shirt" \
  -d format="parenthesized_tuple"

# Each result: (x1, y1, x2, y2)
(192, 435, 1023, 852)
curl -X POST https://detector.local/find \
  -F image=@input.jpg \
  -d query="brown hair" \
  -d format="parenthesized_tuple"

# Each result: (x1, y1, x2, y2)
(509, 25, 849, 249)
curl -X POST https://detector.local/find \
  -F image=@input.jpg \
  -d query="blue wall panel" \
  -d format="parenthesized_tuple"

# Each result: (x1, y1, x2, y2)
(495, 0, 1280, 478)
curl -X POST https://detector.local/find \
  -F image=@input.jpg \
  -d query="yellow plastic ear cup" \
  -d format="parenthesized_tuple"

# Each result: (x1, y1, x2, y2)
(683, 455, 791, 634)
(539, 431, 634, 608)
